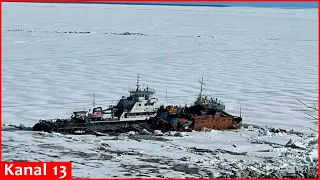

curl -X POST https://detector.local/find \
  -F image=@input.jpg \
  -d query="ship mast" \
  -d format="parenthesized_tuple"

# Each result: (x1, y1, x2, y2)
(136, 74, 140, 91)
(198, 77, 205, 105)
(90, 93, 96, 108)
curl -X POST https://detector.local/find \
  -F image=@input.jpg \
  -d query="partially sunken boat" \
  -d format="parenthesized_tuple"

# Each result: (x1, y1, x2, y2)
(32, 76, 242, 135)
(32, 75, 158, 134)
(147, 78, 242, 132)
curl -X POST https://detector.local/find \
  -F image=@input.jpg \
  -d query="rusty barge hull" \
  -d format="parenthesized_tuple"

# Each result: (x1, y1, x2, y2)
(152, 106, 242, 132)
(191, 111, 242, 131)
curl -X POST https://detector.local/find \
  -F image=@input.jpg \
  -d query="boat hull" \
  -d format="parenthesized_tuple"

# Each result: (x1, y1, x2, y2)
(31, 118, 150, 134)
(192, 114, 242, 131)
(152, 106, 243, 131)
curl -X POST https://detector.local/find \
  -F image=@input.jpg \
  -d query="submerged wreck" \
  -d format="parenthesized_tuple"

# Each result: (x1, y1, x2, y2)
(147, 77, 242, 132)
(32, 76, 242, 135)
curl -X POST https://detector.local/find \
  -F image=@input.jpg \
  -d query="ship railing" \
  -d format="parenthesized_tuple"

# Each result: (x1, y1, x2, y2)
(129, 87, 155, 93)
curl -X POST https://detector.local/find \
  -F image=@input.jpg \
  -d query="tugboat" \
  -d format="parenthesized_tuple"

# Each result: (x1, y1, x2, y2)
(32, 74, 158, 134)
(149, 77, 242, 132)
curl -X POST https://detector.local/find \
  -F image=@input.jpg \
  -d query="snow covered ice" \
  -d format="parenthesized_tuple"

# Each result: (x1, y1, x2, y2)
(2, 2, 318, 178)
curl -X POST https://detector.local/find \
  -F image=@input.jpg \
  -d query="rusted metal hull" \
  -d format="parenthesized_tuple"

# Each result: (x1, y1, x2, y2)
(152, 105, 243, 132)
(191, 113, 242, 131)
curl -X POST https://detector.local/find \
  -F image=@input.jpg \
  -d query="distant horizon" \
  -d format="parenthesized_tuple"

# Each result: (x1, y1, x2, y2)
(51, 2, 318, 9)
(172, 2, 318, 8)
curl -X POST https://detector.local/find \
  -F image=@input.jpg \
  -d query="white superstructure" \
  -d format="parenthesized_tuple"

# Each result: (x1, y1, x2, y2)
(91, 74, 158, 123)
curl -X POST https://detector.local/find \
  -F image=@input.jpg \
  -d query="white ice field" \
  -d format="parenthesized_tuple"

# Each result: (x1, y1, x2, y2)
(2, 2, 318, 178)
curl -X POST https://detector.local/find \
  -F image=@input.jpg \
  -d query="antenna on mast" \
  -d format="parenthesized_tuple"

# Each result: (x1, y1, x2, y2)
(198, 77, 206, 105)
(90, 93, 96, 108)
(136, 74, 140, 91)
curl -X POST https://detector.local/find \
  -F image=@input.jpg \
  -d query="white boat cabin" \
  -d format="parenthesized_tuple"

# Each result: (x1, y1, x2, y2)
(112, 86, 158, 121)
(95, 75, 158, 122)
